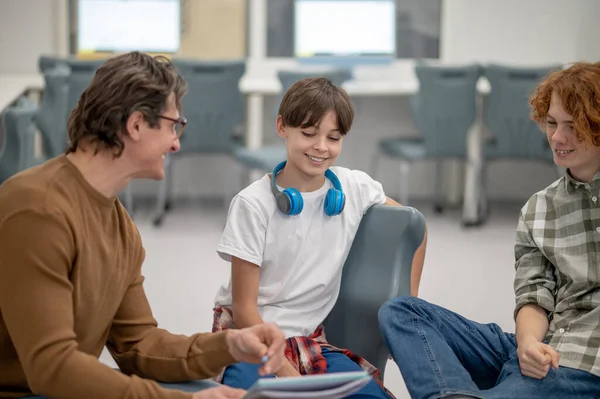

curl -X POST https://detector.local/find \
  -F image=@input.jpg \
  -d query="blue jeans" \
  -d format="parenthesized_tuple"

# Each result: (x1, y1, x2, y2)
(378, 296, 600, 399)
(222, 347, 392, 399)
(26, 379, 219, 398)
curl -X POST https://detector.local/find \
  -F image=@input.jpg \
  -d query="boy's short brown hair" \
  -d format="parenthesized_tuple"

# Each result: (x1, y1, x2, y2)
(529, 61, 600, 145)
(66, 51, 188, 156)
(277, 77, 354, 135)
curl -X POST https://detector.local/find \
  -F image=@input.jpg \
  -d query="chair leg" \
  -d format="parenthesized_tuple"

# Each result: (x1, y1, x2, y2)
(153, 156, 172, 227)
(478, 161, 489, 221)
(433, 160, 444, 213)
(165, 157, 174, 211)
(399, 161, 410, 206)
(463, 158, 488, 228)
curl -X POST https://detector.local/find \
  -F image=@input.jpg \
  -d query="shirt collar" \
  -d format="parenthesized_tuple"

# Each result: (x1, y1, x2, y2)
(564, 169, 600, 194)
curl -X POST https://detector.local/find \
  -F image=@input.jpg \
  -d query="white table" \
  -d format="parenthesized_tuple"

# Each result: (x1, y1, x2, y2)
(238, 73, 490, 224)
(0, 74, 44, 111)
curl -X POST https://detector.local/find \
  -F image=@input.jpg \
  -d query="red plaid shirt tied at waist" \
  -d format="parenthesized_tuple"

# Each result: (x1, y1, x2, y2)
(212, 306, 396, 398)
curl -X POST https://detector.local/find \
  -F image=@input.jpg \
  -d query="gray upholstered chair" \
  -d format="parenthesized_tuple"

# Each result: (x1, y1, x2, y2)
(323, 204, 426, 379)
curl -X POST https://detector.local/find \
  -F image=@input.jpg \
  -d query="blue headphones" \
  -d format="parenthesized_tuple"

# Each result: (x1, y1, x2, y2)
(270, 160, 345, 216)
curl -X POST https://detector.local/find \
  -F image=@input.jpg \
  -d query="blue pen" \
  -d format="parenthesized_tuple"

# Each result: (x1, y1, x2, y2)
(260, 355, 278, 378)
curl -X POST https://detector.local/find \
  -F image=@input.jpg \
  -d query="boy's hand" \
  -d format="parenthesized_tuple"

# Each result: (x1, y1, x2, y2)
(517, 338, 559, 379)
(226, 323, 286, 376)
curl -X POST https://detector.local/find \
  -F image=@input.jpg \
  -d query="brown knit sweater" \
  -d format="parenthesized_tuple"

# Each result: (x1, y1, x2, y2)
(0, 155, 235, 399)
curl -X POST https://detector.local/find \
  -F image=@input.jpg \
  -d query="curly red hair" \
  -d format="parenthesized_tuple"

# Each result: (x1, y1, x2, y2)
(529, 61, 600, 146)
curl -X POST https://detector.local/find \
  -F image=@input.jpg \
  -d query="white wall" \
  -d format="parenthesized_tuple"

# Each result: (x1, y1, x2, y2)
(575, 0, 600, 62)
(0, 0, 62, 74)
(441, 0, 595, 65)
(1, 0, 598, 204)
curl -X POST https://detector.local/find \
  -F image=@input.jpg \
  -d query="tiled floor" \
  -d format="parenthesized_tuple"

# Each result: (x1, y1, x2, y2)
(100, 200, 523, 398)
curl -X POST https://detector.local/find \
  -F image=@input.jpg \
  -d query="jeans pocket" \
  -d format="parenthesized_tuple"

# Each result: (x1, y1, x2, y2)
(494, 349, 511, 361)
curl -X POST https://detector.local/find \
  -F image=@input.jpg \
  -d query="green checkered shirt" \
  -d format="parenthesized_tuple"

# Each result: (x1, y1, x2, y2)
(514, 172, 600, 377)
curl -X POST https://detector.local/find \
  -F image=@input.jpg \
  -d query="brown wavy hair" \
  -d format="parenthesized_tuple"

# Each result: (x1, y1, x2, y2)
(66, 51, 187, 156)
(529, 61, 600, 146)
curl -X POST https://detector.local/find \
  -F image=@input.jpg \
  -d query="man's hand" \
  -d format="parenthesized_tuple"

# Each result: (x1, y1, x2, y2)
(517, 338, 560, 379)
(226, 323, 286, 376)
(191, 386, 246, 399)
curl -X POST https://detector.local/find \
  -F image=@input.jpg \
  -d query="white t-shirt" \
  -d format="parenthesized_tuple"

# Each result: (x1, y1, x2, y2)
(214, 166, 386, 338)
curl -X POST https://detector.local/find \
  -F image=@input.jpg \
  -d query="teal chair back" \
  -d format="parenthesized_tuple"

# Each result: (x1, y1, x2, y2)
(483, 64, 561, 160)
(34, 65, 70, 158)
(173, 59, 246, 133)
(0, 97, 41, 182)
(38, 55, 69, 74)
(411, 64, 481, 158)
(322, 205, 426, 378)
(172, 59, 246, 155)
(65, 60, 105, 121)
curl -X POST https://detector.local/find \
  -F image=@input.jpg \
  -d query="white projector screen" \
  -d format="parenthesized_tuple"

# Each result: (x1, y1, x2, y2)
(294, 0, 396, 57)
(78, 0, 180, 53)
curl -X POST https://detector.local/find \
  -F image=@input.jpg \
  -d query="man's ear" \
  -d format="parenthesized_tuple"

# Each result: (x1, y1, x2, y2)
(276, 115, 287, 139)
(125, 111, 144, 142)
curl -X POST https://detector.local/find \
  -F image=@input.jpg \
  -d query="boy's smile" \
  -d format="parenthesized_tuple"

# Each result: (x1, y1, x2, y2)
(306, 153, 328, 166)
(546, 91, 600, 183)
(276, 110, 344, 192)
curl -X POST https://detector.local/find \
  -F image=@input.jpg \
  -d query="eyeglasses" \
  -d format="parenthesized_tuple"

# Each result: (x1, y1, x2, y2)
(159, 115, 187, 138)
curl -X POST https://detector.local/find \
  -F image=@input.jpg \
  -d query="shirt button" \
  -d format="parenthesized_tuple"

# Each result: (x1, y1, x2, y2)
(597, 227, 600, 234)
(593, 196, 598, 202)
(559, 328, 565, 333)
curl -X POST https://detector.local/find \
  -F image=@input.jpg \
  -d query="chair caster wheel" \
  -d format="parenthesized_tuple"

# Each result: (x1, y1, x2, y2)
(462, 219, 483, 228)
(434, 204, 444, 214)
(152, 216, 164, 227)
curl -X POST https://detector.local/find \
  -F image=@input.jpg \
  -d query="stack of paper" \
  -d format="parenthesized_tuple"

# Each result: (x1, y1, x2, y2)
(243, 371, 372, 399)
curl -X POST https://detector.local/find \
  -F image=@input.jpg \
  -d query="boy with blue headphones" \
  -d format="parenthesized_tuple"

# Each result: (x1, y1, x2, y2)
(212, 77, 427, 398)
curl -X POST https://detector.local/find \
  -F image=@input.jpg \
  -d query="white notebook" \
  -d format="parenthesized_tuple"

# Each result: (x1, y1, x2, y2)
(243, 371, 371, 399)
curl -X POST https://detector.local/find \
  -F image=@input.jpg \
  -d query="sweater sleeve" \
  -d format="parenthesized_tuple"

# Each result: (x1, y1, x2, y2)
(107, 264, 237, 382)
(0, 210, 196, 399)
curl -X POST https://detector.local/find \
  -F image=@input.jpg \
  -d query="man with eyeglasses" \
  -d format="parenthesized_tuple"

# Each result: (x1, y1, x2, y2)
(0, 51, 286, 399)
